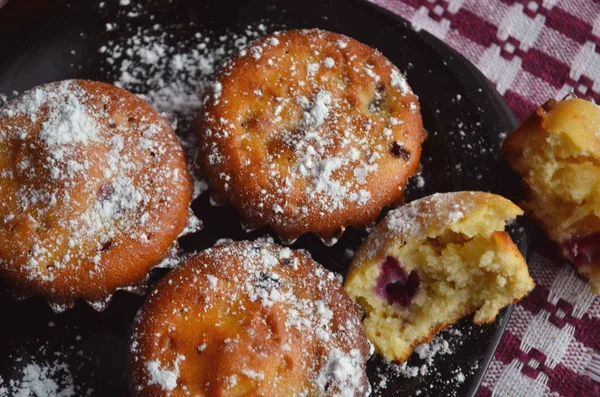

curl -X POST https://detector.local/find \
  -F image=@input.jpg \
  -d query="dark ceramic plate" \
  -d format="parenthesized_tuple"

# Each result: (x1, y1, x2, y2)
(0, 0, 529, 396)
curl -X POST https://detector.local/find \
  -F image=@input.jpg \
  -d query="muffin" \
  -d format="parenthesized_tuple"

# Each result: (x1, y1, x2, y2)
(0, 80, 194, 311)
(504, 98, 600, 294)
(197, 29, 424, 245)
(128, 241, 371, 397)
(344, 191, 535, 362)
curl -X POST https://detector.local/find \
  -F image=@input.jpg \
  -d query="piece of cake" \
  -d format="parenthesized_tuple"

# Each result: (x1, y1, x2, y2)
(128, 241, 371, 396)
(196, 28, 424, 245)
(344, 191, 535, 362)
(503, 97, 600, 294)
(0, 80, 194, 311)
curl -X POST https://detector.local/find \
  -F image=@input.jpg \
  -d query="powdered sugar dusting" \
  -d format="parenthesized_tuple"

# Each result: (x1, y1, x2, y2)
(302, 90, 332, 128)
(145, 355, 185, 391)
(414, 337, 452, 363)
(99, 21, 278, 203)
(0, 80, 191, 307)
(200, 29, 421, 241)
(390, 69, 412, 96)
(130, 241, 370, 396)
(314, 348, 368, 396)
(101, 22, 271, 131)
(371, 332, 473, 396)
(0, 361, 76, 397)
(385, 192, 475, 239)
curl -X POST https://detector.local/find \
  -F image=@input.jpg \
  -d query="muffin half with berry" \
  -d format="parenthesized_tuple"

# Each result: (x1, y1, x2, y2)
(344, 191, 534, 362)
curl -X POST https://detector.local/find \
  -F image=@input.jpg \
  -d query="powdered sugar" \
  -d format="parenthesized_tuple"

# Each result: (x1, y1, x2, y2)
(390, 69, 412, 96)
(130, 241, 370, 396)
(306, 62, 320, 75)
(385, 192, 475, 239)
(98, 21, 278, 206)
(385, 202, 424, 238)
(2, 83, 99, 150)
(414, 174, 425, 188)
(146, 355, 185, 391)
(199, 29, 421, 242)
(371, 332, 474, 396)
(39, 101, 98, 147)
(0, 80, 192, 309)
(101, 22, 270, 130)
(314, 348, 369, 397)
(0, 361, 76, 397)
(414, 337, 452, 364)
(301, 90, 332, 128)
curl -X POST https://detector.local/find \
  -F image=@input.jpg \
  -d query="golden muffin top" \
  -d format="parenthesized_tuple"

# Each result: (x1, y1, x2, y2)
(197, 29, 424, 243)
(0, 80, 193, 309)
(128, 241, 371, 397)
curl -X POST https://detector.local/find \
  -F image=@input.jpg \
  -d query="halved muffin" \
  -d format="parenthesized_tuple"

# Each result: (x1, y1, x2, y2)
(504, 98, 600, 294)
(344, 191, 534, 362)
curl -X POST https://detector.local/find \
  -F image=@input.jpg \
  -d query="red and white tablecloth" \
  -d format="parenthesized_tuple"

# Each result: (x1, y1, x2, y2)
(370, 1, 600, 396)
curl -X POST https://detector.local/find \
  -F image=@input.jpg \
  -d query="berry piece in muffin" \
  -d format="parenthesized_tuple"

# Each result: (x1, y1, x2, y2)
(128, 241, 371, 397)
(197, 29, 424, 245)
(0, 80, 194, 311)
(503, 98, 600, 294)
(344, 191, 535, 362)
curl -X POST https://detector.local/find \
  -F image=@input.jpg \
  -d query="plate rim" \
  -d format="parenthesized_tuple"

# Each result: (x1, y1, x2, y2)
(0, 1, 526, 396)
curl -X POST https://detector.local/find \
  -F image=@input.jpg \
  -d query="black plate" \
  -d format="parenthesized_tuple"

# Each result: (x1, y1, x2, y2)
(0, 0, 528, 396)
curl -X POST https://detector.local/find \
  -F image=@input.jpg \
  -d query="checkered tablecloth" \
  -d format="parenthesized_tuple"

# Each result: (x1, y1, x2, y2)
(370, 1, 600, 396)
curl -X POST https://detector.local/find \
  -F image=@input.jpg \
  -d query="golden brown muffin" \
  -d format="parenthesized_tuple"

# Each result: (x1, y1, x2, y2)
(344, 192, 535, 362)
(0, 80, 193, 311)
(197, 29, 424, 245)
(503, 98, 600, 294)
(128, 241, 371, 397)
